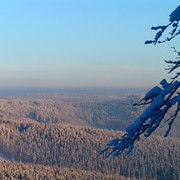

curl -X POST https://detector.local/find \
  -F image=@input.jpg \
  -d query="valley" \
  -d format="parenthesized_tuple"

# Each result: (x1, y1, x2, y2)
(0, 93, 179, 179)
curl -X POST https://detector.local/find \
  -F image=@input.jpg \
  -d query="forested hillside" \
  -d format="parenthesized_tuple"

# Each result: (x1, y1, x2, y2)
(0, 119, 179, 179)
(0, 160, 129, 180)
(0, 94, 179, 137)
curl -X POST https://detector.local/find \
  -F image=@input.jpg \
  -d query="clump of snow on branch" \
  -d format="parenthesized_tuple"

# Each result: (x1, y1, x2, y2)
(145, 5, 180, 44)
(100, 5, 180, 157)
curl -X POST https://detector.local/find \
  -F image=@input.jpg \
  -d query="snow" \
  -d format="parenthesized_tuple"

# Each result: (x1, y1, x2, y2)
(169, 5, 180, 22)
(150, 95, 164, 110)
(170, 94, 180, 105)
(144, 86, 161, 101)
(126, 123, 136, 132)
(106, 138, 120, 146)
(155, 31, 162, 43)
(160, 81, 180, 97)
(160, 79, 169, 88)
(126, 144, 134, 155)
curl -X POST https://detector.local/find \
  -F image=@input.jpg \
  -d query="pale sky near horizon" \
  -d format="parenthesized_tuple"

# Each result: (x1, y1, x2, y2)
(0, 0, 180, 89)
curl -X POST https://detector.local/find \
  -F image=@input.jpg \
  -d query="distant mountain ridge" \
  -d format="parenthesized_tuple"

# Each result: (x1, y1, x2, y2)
(0, 88, 147, 96)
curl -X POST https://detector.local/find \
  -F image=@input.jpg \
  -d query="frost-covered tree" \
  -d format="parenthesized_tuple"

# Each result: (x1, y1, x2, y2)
(100, 5, 180, 157)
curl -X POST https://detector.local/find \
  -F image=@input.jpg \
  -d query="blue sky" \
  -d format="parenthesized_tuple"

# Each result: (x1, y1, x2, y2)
(0, 0, 179, 89)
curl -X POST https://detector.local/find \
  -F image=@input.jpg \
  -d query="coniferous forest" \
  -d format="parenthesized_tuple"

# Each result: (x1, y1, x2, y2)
(0, 94, 179, 179)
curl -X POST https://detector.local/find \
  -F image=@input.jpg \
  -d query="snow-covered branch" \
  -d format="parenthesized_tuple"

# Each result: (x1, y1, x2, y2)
(145, 5, 180, 45)
(101, 5, 180, 157)
(100, 80, 180, 157)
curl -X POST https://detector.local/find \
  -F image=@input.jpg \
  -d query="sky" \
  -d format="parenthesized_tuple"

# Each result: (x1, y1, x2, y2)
(0, 0, 180, 89)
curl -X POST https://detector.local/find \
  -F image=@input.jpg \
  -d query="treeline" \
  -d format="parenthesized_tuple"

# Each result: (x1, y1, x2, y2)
(0, 95, 179, 138)
(0, 160, 128, 180)
(0, 120, 179, 179)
